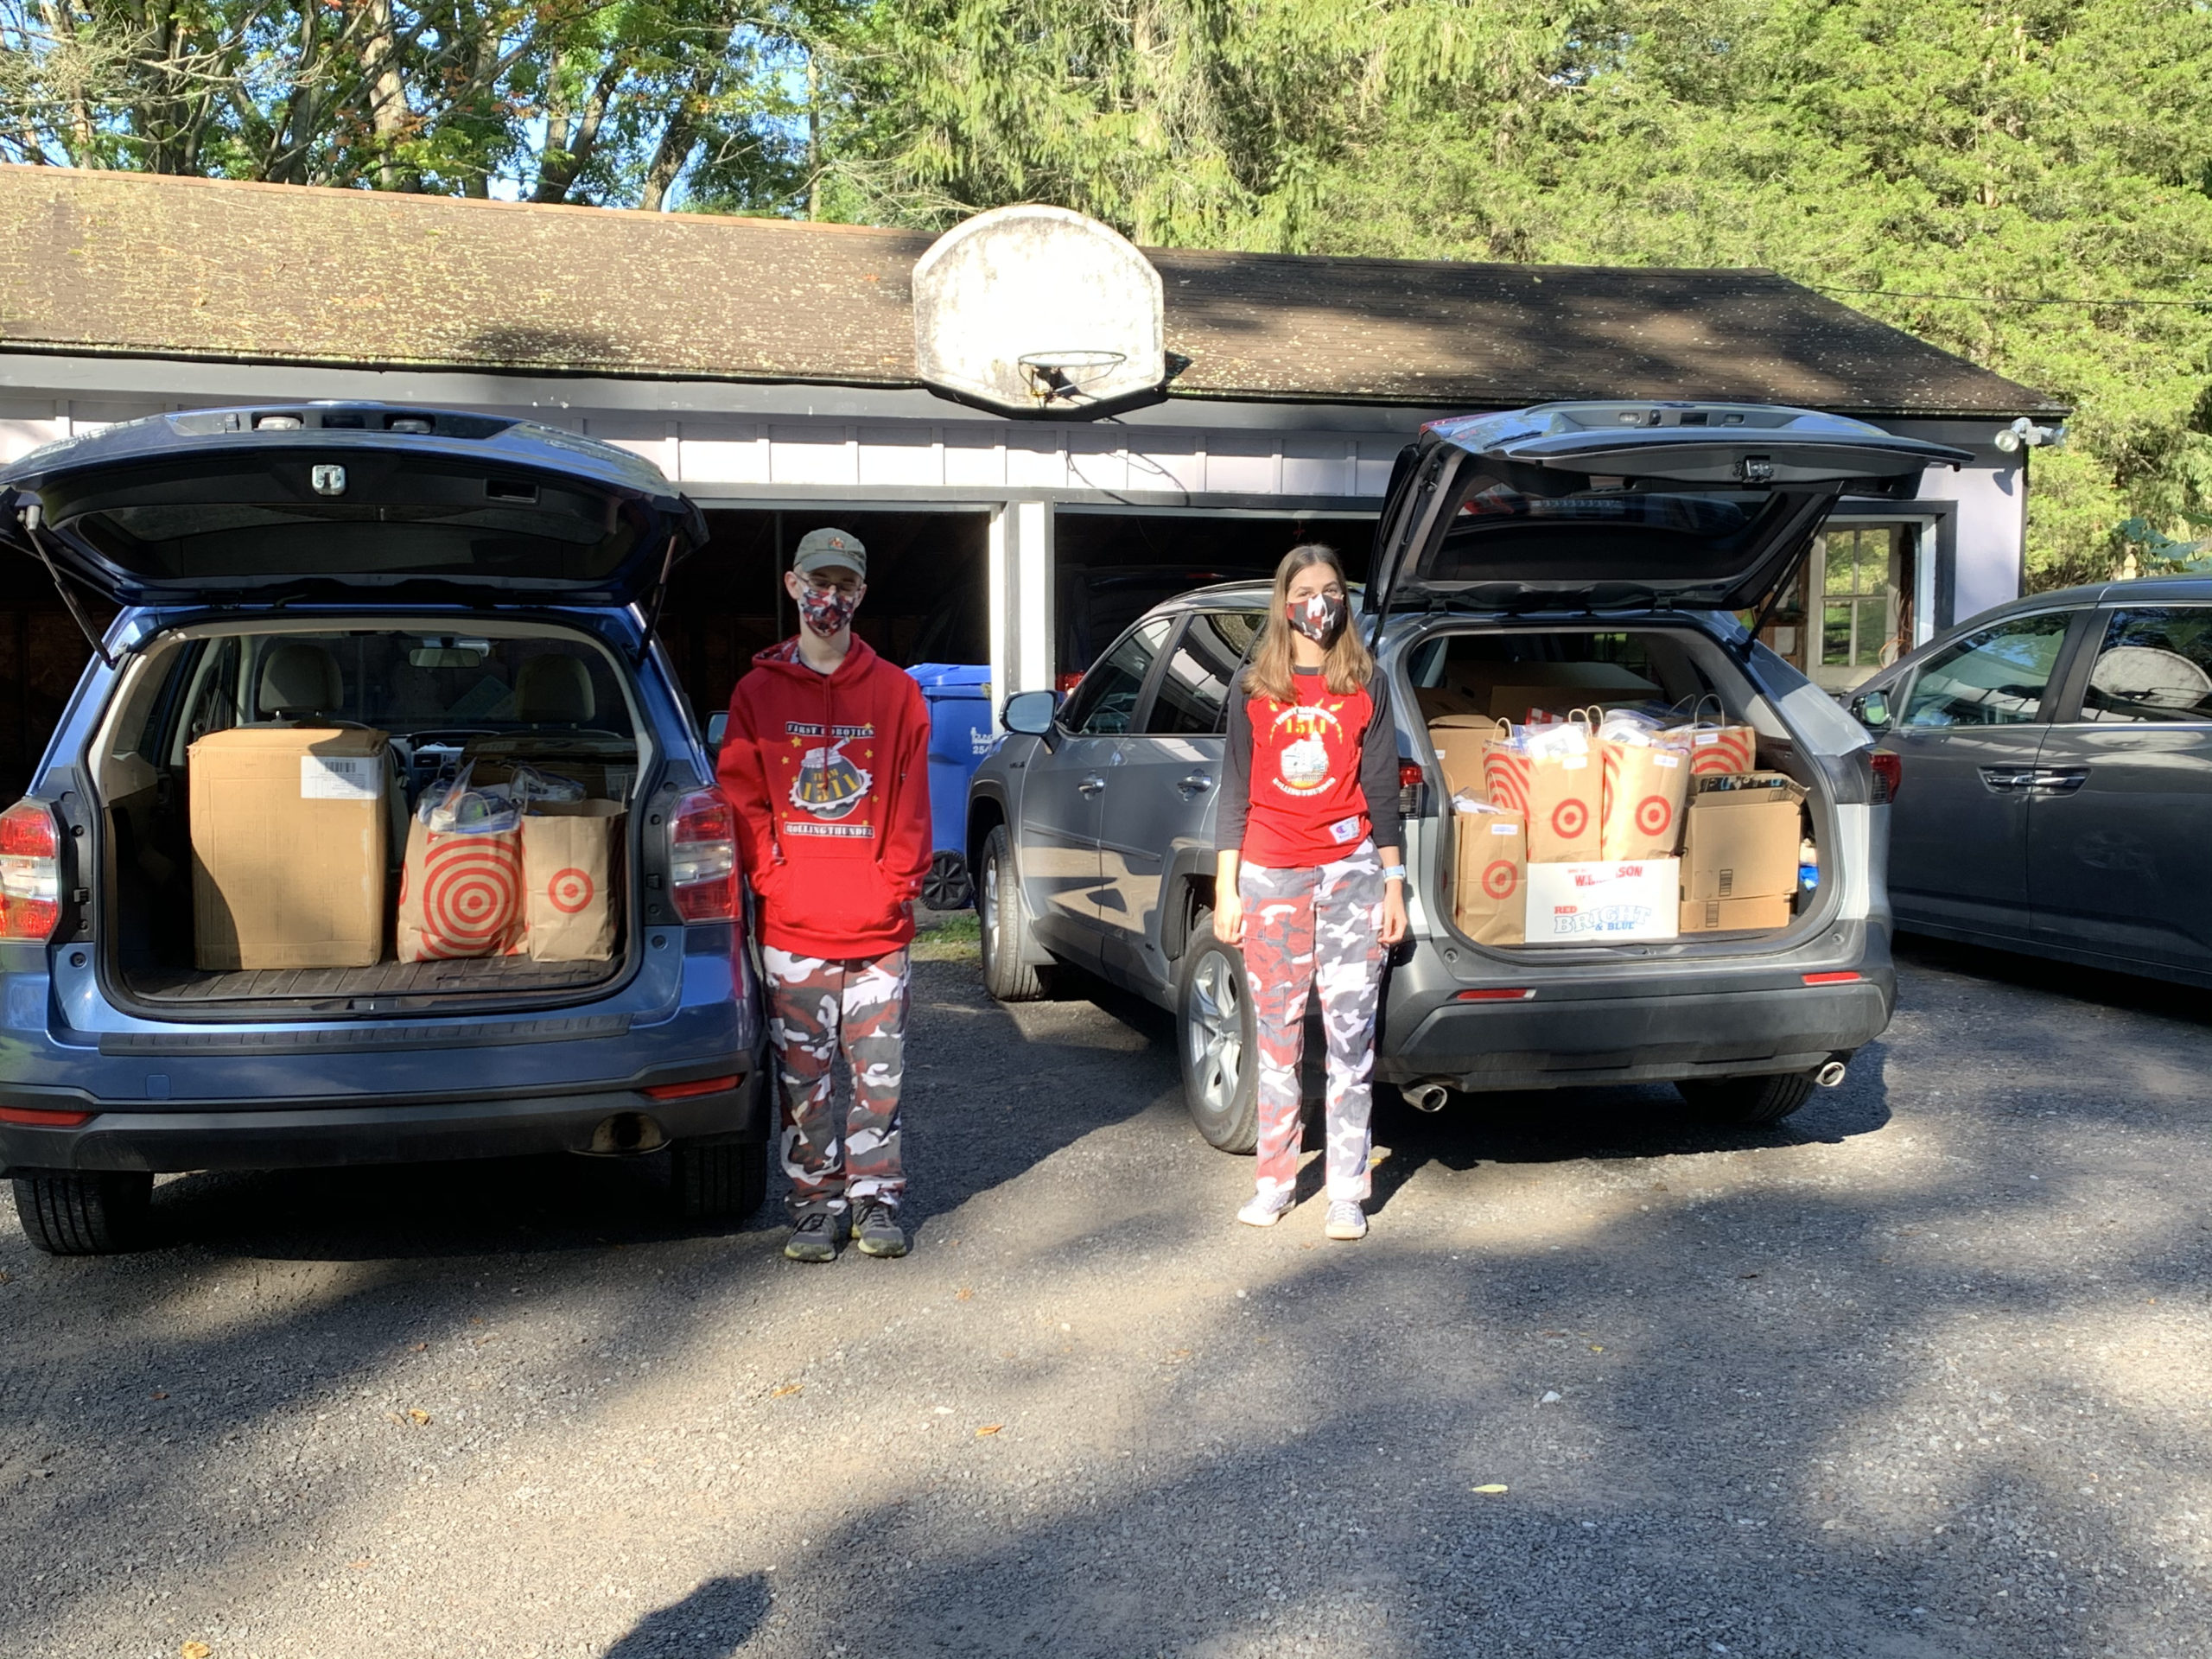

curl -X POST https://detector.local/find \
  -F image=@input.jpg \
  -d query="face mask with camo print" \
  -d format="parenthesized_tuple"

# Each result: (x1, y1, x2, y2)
(1287, 590, 1345, 645)
(799, 584, 859, 638)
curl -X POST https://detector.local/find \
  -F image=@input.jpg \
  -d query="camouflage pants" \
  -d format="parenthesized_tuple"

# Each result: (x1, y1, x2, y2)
(1239, 842, 1385, 1204)
(763, 945, 910, 1218)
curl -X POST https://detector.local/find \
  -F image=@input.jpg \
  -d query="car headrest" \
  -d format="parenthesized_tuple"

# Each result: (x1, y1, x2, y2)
(513, 655, 594, 725)
(258, 642, 344, 720)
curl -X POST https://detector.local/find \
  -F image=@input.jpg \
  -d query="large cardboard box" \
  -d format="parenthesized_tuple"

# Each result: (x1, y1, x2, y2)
(189, 727, 390, 970)
(1682, 773, 1806, 901)
(1680, 894, 1794, 934)
(1523, 858, 1681, 944)
(1443, 661, 1660, 721)
(1427, 714, 1497, 799)
(1449, 802, 1525, 946)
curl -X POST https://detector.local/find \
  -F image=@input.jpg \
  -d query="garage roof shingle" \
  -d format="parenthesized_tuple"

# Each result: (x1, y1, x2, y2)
(0, 167, 2063, 419)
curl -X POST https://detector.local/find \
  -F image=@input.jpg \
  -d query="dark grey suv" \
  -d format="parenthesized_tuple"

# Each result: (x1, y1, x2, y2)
(964, 401, 1969, 1143)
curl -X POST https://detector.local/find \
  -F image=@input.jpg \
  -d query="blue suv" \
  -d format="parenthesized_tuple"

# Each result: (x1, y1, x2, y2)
(0, 404, 765, 1254)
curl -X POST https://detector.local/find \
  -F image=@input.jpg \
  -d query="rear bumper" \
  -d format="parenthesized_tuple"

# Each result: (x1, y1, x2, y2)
(0, 1061, 763, 1176)
(1378, 971, 1892, 1094)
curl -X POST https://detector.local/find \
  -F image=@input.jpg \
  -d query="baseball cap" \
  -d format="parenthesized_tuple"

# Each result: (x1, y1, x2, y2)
(792, 527, 867, 581)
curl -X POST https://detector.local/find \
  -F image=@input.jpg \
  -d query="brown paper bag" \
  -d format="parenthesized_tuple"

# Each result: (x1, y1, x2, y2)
(1600, 739, 1691, 859)
(397, 819, 524, 961)
(1483, 727, 1600, 861)
(519, 800, 625, 962)
(1450, 803, 1526, 946)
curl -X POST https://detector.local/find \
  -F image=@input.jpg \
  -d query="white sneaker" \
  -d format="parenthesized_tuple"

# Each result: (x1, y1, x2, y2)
(1324, 1201, 1368, 1241)
(1236, 1192, 1292, 1228)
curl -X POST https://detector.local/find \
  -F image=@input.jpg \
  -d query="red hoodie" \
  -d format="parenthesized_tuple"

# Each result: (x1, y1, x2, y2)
(717, 635, 932, 958)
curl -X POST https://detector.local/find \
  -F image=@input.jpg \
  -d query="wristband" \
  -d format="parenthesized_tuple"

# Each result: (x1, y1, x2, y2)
(1382, 866, 1407, 883)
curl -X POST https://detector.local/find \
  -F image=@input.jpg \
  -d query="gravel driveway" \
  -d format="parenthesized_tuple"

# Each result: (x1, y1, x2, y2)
(5, 926, 2210, 1659)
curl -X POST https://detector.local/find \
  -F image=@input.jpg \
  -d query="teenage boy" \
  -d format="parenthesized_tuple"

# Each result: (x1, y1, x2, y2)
(719, 528, 931, 1262)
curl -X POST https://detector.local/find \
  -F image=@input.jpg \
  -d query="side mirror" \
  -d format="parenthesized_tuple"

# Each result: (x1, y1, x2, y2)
(1850, 689, 1892, 730)
(705, 710, 728, 748)
(1002, 690, 1058, 736)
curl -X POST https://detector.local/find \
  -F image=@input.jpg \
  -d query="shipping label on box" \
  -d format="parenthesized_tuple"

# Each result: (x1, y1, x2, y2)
(1683, 772, 1806, 901)
(1523, 858, 1681, 943)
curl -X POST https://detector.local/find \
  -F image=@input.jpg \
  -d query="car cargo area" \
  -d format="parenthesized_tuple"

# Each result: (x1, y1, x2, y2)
(92, 622, 643, 1014)
(1409, 626, 1829, 952)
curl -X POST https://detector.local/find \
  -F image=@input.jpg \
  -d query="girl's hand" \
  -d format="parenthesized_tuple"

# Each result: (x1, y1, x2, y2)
(1379, 880, 1408, 946)
(1214, 890, 1245, 944)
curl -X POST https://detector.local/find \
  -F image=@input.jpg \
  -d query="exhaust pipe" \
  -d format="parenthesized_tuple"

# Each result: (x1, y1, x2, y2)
(1815, 1060, 1847, 1090)
(1407, 1081, 1452, 1114)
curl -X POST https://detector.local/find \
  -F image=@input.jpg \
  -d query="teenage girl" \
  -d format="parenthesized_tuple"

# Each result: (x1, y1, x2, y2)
(1214, 543, 1407, 1240)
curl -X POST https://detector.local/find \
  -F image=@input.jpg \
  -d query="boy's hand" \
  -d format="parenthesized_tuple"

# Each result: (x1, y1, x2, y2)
(1213, 891, 1244, 944)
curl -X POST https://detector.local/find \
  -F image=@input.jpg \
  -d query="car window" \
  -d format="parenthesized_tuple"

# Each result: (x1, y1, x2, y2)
(2078, 608, 2212, 722)
(1061, 619, 1170, 736)
(1143, 612, 1256, 735)
(1897, 612, 2073, 729)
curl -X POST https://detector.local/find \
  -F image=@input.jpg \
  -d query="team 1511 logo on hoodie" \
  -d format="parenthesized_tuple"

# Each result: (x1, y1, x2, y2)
(784, 720, 876, 834)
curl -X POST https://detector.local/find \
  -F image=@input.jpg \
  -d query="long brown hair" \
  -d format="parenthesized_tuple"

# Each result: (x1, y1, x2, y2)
(1241, 543, 1374, 702)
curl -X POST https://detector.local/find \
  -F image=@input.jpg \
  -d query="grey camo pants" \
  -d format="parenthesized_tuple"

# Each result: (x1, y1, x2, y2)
(763, 945, 909, 1218)
(1238, 840, 1385, 1204)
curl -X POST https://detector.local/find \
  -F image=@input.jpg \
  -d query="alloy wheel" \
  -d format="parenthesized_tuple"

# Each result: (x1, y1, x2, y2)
(1186, 949, 1244, 1116)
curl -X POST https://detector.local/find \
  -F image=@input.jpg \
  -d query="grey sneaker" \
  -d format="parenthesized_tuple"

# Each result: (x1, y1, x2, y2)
(1324, 1201, 1368, 1242)
(784, 1210, 840, 1263)
(852, 1200, 908, 1258)
(1236, 1192, 1292, 1228)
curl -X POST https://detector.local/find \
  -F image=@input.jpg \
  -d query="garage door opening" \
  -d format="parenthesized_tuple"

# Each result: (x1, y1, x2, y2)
(1054, 510, 1376, 690)
(656, 508, 991, 723)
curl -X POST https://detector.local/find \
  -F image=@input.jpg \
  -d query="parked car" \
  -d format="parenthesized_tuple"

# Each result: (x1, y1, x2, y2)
(965, 401, 1970, 1141)
(1847, 578, 2212, 987)
(0, 404, 766, 1254)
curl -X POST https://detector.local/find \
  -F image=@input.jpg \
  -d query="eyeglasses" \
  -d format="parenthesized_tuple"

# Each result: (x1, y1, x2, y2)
(802, 575, 862, 597)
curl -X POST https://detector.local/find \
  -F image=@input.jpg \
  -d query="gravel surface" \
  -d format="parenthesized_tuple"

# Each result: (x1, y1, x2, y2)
(6, 926, 2212, 1659)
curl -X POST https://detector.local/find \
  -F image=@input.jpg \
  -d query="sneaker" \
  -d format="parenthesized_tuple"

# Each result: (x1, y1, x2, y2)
(1236, 1192, 1292, 1228)
(784, 1211, 840, 1263)
(852, 1199, 908, 1258)
(1324, 1201, 1368, 1242)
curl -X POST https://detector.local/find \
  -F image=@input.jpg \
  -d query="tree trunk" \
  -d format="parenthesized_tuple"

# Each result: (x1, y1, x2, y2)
(356, 0, 412, 189)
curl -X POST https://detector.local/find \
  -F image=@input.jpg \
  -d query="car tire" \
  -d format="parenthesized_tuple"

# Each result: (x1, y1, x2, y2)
(671, 1138, 767, 1222)
(921, 850, 973, 911)
(11, 1169, 154, 1255)
(978, 824, 1050, 1002)
(1179, 911, 1259, 1153)
(1676, 1071, 1817, 1127)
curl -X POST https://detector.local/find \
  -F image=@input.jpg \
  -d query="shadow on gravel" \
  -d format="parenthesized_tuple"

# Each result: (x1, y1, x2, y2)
(604, 1573, 770, 1658)
(1897, 931, 2212, 1029)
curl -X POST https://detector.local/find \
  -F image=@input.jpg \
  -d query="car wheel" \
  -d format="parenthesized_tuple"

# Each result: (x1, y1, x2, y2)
(671, 1139, 767, 1222)
(11, 1170, 154, 1255)
(978, 824, 1050, 1001)
(1675, 1071, 1817, 1127)
(1179, 912, 1258, 1153)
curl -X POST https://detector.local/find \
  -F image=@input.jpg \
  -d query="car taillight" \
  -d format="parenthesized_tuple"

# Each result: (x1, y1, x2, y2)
(668, 791, 736, 923)
(1869, 750, 1902, 805)
(1398, 759, 1427, 817)
(0, 800, 61, 942)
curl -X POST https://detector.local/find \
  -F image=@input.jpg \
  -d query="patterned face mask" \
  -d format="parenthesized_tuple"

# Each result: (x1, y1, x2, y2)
(1287, 589, 1346, 645)
(798, 583, 860, 638)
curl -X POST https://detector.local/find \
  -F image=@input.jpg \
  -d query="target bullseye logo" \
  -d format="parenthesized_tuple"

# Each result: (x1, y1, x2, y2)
(1481, 860, 1519, 900)
(547, 867, 594, 915)
(418, 833, 521, 957)
(1635, 795, 1674, 838)
(1550, 798, 1588, 840)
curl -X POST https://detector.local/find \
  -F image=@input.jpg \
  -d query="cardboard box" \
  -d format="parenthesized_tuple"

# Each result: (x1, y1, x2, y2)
(1442, 660, 1660, 721)
(1449, 802, 1525, 946)
(189, 727, 390, 970)
(1523, 858, 1681, 944)
(520, 800, 625, 962)
(1680, 895, 1794, 934)
(1682, 772, 1806, 901)
(1427, 714, 1500, 799)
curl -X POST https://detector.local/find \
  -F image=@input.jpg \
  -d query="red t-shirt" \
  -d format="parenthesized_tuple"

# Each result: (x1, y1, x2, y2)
(1223, 671, 1393, 868)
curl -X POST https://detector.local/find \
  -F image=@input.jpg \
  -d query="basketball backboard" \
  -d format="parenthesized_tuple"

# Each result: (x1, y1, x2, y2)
(913, 206, 1168, 419)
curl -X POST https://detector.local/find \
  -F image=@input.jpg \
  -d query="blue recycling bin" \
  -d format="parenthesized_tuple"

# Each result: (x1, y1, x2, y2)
(906, 663, 994, 908)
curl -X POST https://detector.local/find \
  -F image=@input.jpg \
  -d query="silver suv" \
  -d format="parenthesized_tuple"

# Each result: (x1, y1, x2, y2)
(963, 402, 1968, 1146)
